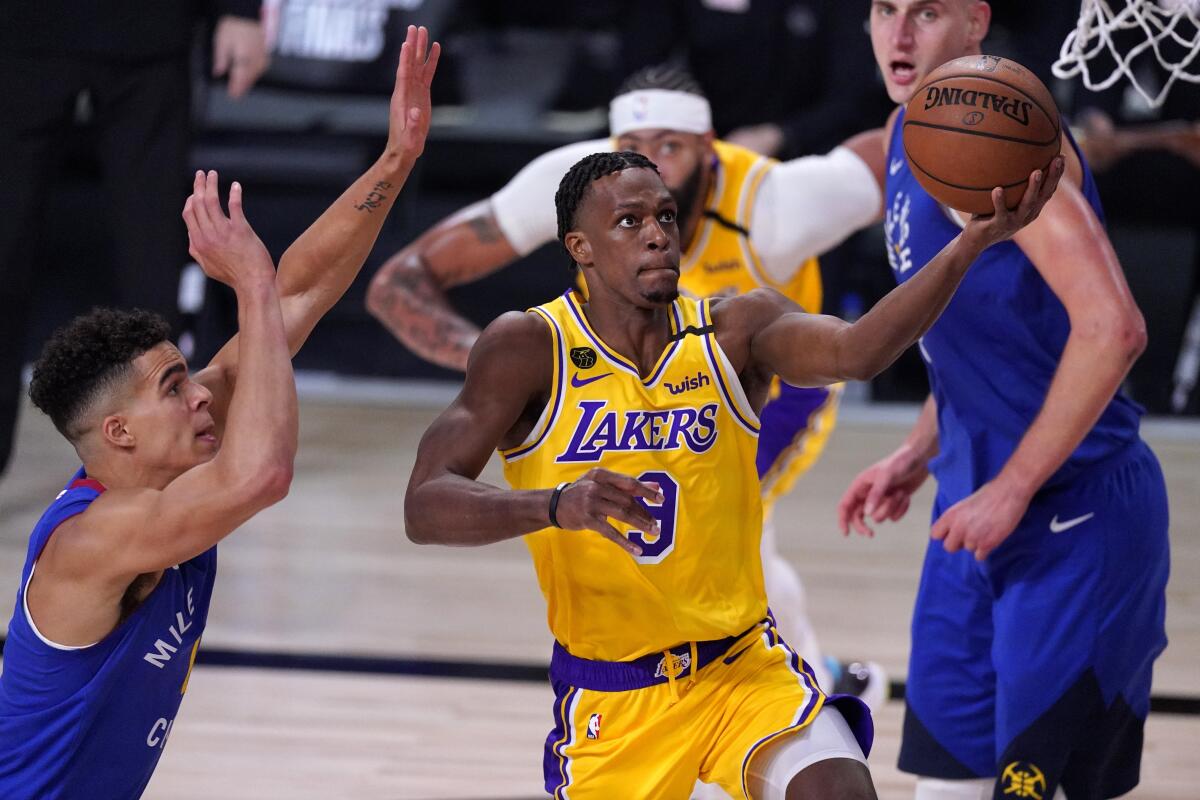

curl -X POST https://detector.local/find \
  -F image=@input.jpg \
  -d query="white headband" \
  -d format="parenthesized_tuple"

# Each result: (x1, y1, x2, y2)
(609, 89, 713, 137)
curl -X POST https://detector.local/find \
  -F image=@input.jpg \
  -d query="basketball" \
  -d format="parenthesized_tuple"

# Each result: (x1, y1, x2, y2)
(902, 55, 1061, 215)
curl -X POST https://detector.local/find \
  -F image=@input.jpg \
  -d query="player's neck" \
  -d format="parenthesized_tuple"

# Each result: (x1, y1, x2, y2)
(582, 293, 675, 377)
(83, 454, 182, 492)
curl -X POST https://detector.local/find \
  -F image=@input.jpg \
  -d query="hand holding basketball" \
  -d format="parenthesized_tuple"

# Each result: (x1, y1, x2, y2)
(385, 25, 441, 165)
(961, 155, 1066, 250)
(182, 169, 275, 291)
(903, 56, 1062, 214)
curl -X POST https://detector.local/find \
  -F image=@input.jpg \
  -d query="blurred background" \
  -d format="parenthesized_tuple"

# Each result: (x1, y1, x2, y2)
(4, 0, 1197, 435)
(2, 2, 1199, 796)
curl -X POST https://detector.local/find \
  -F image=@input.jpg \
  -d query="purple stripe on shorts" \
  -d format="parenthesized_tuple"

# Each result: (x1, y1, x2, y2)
(755, 382, 832, 480)
(544, 683, 578, 797)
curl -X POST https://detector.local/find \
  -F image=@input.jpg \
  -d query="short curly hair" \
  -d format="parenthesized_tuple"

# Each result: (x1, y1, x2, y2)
(30, 308, 172, 442)
(555, 151, 660, 260)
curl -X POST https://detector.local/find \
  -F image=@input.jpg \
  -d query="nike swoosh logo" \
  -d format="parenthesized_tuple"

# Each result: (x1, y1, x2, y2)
(889, 158, 904, 176)
(1049, 512, 1095, 533)
(571, 372, 612, 388)
(723, 644, 754, 665)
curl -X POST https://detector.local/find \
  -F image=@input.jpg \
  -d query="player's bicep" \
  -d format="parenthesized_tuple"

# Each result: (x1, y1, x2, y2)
(415, 201, 521, 288)
(1013, 178, 1140, 324)
(753, 310, 849, 387)
(63, 467, 265, 580)
(410, 311, 551, 484)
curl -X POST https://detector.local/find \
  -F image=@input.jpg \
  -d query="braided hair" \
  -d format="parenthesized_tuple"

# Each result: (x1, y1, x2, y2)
(616, 64, 706, 98)
(555, 151, 660, 263)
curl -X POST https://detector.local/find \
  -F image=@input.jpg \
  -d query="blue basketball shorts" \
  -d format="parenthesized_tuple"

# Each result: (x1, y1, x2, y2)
(899, 440, 1169, 800)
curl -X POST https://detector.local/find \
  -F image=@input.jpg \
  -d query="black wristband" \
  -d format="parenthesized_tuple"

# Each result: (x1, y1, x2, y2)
(548, 481, 570, 528)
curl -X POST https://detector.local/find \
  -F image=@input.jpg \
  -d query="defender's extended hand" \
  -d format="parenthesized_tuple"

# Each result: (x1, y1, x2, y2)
(182, 170, 274, 290)
(553, 469, 665, 557)
(386, 25, 441, 164)
(963, 155, 1066, 249)
(838, 444, 930, 537)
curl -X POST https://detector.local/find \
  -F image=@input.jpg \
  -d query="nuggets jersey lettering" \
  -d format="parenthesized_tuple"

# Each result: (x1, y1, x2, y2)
(0, 469, 216, 799)
(680, 140, 822, 314)
(884, 110, 1142, 506)
(502, 292, 765, 662)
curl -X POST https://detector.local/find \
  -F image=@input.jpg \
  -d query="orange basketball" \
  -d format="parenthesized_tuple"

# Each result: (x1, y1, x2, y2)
(902, 55, 1060, 215)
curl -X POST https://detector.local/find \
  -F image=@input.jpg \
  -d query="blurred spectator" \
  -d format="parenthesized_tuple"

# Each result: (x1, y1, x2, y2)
(620, 0, 891, 159)
(0, 1, 267, 477)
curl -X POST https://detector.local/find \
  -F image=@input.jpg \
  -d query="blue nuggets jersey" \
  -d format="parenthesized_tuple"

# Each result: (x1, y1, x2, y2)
(884, 111, 1143, 505)
(0, 469, 217, 799)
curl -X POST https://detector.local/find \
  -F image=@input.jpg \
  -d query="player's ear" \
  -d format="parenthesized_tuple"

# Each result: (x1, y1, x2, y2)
(967, 1, 992, 46)
(101, 414, 136, 450)
(565, 231, 593, 267)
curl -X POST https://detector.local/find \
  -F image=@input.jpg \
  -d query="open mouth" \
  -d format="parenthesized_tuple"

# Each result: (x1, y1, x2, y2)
(890, 60, 917, 85)
(195, 423, 217, 443)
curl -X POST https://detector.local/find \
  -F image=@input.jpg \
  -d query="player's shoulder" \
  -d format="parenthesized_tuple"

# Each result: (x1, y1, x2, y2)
(470, 309, 554, 368)
(710, 287, 790, 327)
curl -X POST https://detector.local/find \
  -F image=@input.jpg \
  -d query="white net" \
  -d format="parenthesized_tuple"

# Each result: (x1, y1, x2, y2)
(1053, 0, 1200, 108)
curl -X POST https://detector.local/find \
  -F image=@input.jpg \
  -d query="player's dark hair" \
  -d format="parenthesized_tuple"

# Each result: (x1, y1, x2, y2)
(616, 64, 706, 98)
(555, 151, 660, 266)
(29, 308, 172, 442)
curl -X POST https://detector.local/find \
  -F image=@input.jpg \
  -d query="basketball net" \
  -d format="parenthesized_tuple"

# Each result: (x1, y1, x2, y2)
(1053, 0, 1200, 108)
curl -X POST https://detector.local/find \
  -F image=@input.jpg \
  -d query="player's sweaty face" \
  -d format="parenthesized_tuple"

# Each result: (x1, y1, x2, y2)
(615, 130, 709, 216)
(579, 168, 681, 306)
(869, 0, 986, 104)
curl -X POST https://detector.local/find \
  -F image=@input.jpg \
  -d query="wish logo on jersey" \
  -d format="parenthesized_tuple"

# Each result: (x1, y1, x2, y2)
(885, 191, 915, 275)
(555, 400, 719, 463)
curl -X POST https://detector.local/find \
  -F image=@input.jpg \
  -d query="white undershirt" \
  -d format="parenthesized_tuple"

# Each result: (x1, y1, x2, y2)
(490, 139, 882, 285)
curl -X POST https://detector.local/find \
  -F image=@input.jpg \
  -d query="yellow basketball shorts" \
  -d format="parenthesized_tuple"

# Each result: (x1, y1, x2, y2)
(543, 617, 873, 799)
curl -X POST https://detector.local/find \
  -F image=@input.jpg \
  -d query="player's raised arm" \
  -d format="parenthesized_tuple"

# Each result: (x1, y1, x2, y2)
(202, 25, 439, 398)
(41, 176, 298, 588)
(742, 157, 1064, 388)
(404, 312, 657, 555)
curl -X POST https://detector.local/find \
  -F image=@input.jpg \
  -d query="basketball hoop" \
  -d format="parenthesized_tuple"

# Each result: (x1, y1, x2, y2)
(1053, 0, 1200, 108)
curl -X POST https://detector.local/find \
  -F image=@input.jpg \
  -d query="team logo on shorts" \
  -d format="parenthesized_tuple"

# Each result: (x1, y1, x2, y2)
(570, 347, 597, 369)
(655, 651, 692, 679)
(586, 713, 602, 740)
(1000, 761, 1046, 799)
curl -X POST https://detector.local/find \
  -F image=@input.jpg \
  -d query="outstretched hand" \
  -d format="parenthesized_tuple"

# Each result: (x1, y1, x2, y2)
(386, 25, 441, 164)
(552, 468, 664, 557)
(182, 170, 275, 291)
(963, 155, 1066, 249)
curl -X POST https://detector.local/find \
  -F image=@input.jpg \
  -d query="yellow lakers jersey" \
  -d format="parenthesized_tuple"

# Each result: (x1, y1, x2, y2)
(679, 140, 822, 314)
(501, 292, 766, 662)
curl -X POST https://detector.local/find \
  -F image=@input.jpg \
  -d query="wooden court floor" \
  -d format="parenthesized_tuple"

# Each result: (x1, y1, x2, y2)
(0, 381, 1196, 799)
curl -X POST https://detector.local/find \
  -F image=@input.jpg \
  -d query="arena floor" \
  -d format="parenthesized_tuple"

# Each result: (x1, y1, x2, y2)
(1, 377, 1196, 799)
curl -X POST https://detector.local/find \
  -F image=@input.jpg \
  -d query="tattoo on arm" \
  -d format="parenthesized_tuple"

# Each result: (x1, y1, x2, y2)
(467, 214, 503, 244)
(373, 259, 480, 370)
(354, 180, 394, 213)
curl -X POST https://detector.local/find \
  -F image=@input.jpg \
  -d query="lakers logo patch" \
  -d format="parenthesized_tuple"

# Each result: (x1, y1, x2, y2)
(654, 651, 692, 679)
(570, 347, 597, 369)
(1000, 761, 1046, 799)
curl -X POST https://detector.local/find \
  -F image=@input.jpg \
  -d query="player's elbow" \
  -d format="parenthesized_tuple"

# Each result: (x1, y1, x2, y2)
(403, 488, 437, 545)
(1078, 306, 1148, 365)
(252, 463, 294, 507)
